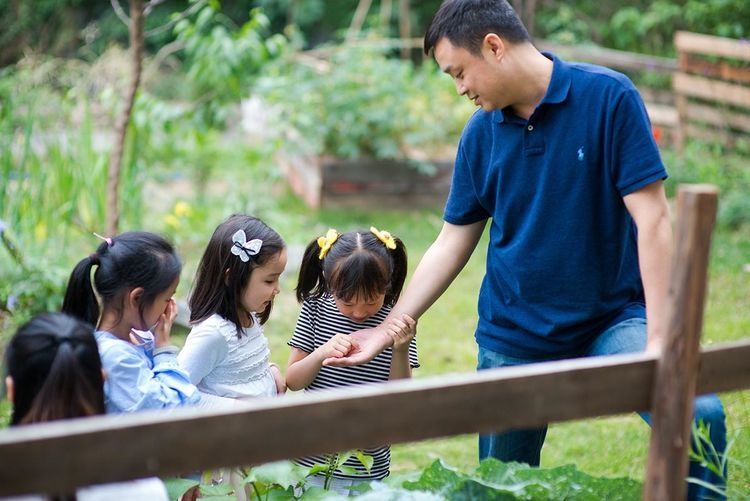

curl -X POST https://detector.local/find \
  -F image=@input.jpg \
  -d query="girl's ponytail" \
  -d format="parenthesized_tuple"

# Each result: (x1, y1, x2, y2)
(385, 236, 408, 306)
(62, 232, 181, 329)
(295, 238, 327, 303)
(61, 254, 102, 326)
(19, 340, 104, 424)
(7, 313, 104, 426)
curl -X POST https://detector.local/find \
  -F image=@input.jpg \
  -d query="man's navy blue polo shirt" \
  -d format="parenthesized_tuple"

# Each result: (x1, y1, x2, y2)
(444, 54, 667, 359)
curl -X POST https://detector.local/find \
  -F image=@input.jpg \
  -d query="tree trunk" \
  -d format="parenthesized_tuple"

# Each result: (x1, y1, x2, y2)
(346, 0, 373, 41)
(398, 0, 411, 59)
(511, 0, 537, 38)
(379, 0, 392, 35)
(107, 0, 144, 235)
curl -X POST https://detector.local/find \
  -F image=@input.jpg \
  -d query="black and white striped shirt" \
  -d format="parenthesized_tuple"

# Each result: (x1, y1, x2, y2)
(288, 293, 419, 480)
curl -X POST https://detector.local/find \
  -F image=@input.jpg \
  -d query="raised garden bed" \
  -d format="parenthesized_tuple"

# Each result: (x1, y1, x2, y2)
(278, 154, 454, 209)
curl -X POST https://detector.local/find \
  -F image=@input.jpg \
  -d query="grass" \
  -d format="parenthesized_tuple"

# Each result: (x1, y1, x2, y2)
(1, 124, 748, 496)
(247, 188, 749, 496)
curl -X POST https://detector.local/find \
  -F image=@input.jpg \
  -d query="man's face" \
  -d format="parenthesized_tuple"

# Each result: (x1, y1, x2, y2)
(434, 37, 506, 112)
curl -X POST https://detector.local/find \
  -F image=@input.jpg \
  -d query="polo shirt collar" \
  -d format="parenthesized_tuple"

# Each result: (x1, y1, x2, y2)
(495, 52, 571, 124)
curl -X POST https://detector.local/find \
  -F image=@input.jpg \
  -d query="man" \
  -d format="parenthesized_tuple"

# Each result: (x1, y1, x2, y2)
(327, 1, 726, 498)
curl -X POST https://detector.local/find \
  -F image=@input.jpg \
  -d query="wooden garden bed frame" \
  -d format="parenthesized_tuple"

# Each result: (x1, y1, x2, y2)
(1, 185, 747, 500)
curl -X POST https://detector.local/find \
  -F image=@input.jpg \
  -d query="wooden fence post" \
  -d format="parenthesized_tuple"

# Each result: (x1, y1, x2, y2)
(644, 184, 719, 500)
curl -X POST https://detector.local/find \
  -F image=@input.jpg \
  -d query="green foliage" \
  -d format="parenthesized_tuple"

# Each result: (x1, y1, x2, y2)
(662, 142, 750, 230)
(396, 459, 642, 500)
(174, 4, 288, 130)
(687, 420, 731, 498)
(165, 459, 644, 500)
(258, 44, 472, 162)
(536, 0, 750, 56)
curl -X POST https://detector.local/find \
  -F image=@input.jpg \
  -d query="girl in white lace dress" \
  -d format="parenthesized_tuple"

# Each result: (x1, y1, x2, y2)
(179, 214, 287, 402)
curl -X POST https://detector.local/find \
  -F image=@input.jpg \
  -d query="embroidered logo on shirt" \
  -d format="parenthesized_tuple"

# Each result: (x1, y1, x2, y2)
(577, 147, 585, 161)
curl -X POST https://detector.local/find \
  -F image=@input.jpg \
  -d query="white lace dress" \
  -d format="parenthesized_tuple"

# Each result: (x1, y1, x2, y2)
(178, 313, 277, 401)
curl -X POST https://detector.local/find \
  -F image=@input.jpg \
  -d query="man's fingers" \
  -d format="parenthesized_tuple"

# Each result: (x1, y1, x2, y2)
(323, 355, 361, 367)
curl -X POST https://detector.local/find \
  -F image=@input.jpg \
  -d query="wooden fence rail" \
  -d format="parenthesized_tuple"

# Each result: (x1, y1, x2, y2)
(0, 185, 738, 500)
(0, 341, 748, 497)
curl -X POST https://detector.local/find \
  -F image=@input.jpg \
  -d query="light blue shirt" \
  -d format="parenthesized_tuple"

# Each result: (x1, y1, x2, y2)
(95, 330, 199, 413)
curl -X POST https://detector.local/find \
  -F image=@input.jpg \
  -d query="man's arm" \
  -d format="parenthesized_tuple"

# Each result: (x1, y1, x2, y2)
(325, 219, 487, 366)
(623, 180, 673, 352)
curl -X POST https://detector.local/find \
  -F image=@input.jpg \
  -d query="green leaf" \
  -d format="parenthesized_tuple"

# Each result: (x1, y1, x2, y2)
(354, 451, 374, 472)
(306, 464, 329, 476)
(197, 482, 235, 496)
(402, 459, 464, 494)
(162, 477, 199, 501)
(242, 461, 308, 490)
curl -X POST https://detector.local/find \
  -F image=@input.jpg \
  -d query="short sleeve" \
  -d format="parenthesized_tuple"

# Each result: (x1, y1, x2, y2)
(407, 337, 419, 369)
(443, 116, 492, 225)
(611, 90, 667, 196)
(289, 300, 317, 353)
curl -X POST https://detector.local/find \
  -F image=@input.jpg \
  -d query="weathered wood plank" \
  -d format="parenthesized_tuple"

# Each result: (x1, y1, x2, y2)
(684, 102, 750, 133)
(537, 40, 677, 74)
(673, 72, 750, 109)
(0, 353, 657, 496)
(684, 123, 738, 147)
(675, 31, 750, 62)
(681, 54, 750, 85)
(644, 185, 718, 501)
(646, 103, 679, 128)
(1, 337, 748, 497)
(698, 340, 750, 394)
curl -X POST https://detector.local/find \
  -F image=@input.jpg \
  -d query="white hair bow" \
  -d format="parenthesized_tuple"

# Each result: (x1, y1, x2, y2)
(231, 229, 263, 262)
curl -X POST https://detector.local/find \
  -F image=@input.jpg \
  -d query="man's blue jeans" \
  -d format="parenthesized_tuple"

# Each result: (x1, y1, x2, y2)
(477, 318, 727, 500)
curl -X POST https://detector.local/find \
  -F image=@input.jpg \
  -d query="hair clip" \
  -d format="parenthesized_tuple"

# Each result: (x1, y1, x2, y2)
(93, 232, 113, 247)
(231, 229, 263, 263)
(370, 226, 396, 250)
(317, 228, 339, 260)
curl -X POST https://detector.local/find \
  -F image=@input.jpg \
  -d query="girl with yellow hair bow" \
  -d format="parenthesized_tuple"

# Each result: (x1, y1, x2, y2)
(286, 226, 419, 494)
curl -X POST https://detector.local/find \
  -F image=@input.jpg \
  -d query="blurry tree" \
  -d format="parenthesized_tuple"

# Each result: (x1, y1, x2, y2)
(107, 0, 144, 235)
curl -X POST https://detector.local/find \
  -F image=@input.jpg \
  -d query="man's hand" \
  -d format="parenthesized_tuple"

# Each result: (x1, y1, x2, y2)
(323, 327, 393, 367)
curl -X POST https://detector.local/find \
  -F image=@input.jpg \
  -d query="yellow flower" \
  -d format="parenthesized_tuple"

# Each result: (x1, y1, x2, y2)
(174, 201, 191, 217)
(164, 214, 180, 230)
(35, 222, 47, 241)
(370, 226, 396, 250)
(317, 228, 339, 260)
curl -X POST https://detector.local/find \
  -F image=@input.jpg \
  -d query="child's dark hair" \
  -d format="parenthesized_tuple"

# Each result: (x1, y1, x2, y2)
(189, 214, 285, 336)
(61, 232, 181, 329)
(296, 228, 407, 306)
(424, 0, 529, 56)
(5, 313, 105, 426)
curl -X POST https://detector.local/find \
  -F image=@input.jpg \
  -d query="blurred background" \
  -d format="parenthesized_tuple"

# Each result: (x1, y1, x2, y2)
(1, 0, 748, 496)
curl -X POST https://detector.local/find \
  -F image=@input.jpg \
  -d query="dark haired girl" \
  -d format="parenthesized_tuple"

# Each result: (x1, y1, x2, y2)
(179, 215, 287, 402)
(286, 227, 419, 493)
(61, 231, 199, 412)
(4, 313, 169, 499)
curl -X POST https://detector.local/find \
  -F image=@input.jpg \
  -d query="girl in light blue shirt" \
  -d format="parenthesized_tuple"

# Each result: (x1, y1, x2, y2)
(61, 231, 199, 413)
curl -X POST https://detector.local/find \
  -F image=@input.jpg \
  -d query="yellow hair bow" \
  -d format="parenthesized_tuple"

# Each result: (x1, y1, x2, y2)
(317, 228, 339, 260)
(370, 226, 396, 250)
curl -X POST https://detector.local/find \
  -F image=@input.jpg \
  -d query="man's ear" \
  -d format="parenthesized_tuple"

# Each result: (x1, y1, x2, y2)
(483, 33, 506, 60)
(101, 369, 107, 382)
(5, 376, 14, 404)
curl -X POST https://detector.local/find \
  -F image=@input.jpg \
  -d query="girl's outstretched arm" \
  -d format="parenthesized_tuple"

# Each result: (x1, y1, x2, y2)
(286, 334, 353, 391)
(387, 314, 417, 380)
